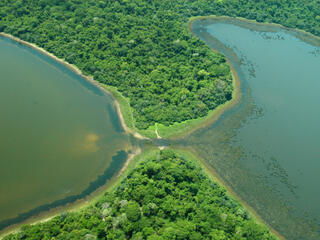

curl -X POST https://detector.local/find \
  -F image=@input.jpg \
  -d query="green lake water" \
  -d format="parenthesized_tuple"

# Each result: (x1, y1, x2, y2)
(189, 19, 320, 240)
(0, 37, 133, 230)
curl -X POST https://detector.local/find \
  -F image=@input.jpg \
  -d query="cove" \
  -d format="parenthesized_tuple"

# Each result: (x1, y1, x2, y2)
(187, 18, 320, 240)
(0, 36, 134, 231)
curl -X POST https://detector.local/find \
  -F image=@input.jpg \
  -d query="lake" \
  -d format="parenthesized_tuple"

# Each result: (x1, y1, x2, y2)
(189, 18, 320, 240)
(2, 17, 320, 239)
(0, 36, 134, 230)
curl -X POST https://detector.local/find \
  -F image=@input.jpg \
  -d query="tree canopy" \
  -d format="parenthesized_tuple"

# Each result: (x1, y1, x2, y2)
(1, 0, 319, 128)
(3, 150, 276, 240)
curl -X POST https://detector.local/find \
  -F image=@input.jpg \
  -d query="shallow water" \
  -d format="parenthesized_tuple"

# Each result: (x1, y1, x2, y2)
(189, 19, 320, 240)
(0, 37, 133, 229)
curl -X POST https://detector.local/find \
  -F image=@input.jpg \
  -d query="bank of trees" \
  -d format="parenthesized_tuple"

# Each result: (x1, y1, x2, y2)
(0, 0, 318, 128)
(3, 150, 276, 240)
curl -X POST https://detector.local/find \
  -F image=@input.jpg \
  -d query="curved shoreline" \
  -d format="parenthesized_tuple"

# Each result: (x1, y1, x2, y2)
(0, 32, 148, 142)
(147, 23, 242, 139)
(189, 15, 320, 47)
(187, 16, 286, 240)
(186, 15, 320, 240)
(0, 146, 143, 239)
(0, 26, 241, 141)
(174, 148, 286, 240)
(153, 59, 241, 139)
(0, 32, 146, 238)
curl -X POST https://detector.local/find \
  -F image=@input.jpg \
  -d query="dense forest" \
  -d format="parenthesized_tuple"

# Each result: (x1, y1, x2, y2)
(1, 0, 318, 129)
(3, 150, 275, 240)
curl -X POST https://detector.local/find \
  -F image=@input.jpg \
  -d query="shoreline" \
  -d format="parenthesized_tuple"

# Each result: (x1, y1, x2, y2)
(153, 61, 240, 139)
(0, 31, 147, 237)
(100, 12, 320, 139)
(187, 16, 290, 240)
(0, 147, 284, 240)
(0, 31, 151, 237)
(174, 148, 285, 240)
(0, 32, 147, 142)
(1, 16, 318, 141)
(0, 25, 243, 141)
(99, 84, 157, 139)
(0, 146, 143, 239)
(151, 23, 241, 139)
(117, 148, 142, 177)
(188, 15, 320, 47)
(185, 15, 320, 240)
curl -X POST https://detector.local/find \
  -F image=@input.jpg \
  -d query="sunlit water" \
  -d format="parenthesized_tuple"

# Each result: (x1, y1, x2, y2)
(0, 37, 133, 230)
(188, 18, 320, 240)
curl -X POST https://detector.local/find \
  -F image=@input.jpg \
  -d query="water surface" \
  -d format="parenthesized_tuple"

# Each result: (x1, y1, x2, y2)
(189, 18, 320, 240)
(0, 37, 132, 229)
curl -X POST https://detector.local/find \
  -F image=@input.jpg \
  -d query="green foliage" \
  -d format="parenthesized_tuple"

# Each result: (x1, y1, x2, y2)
(1, 0, 318, 129)
(0, 0, 234, 129)
(3, 150, 276, 240)
(125, 201, 141, 222)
